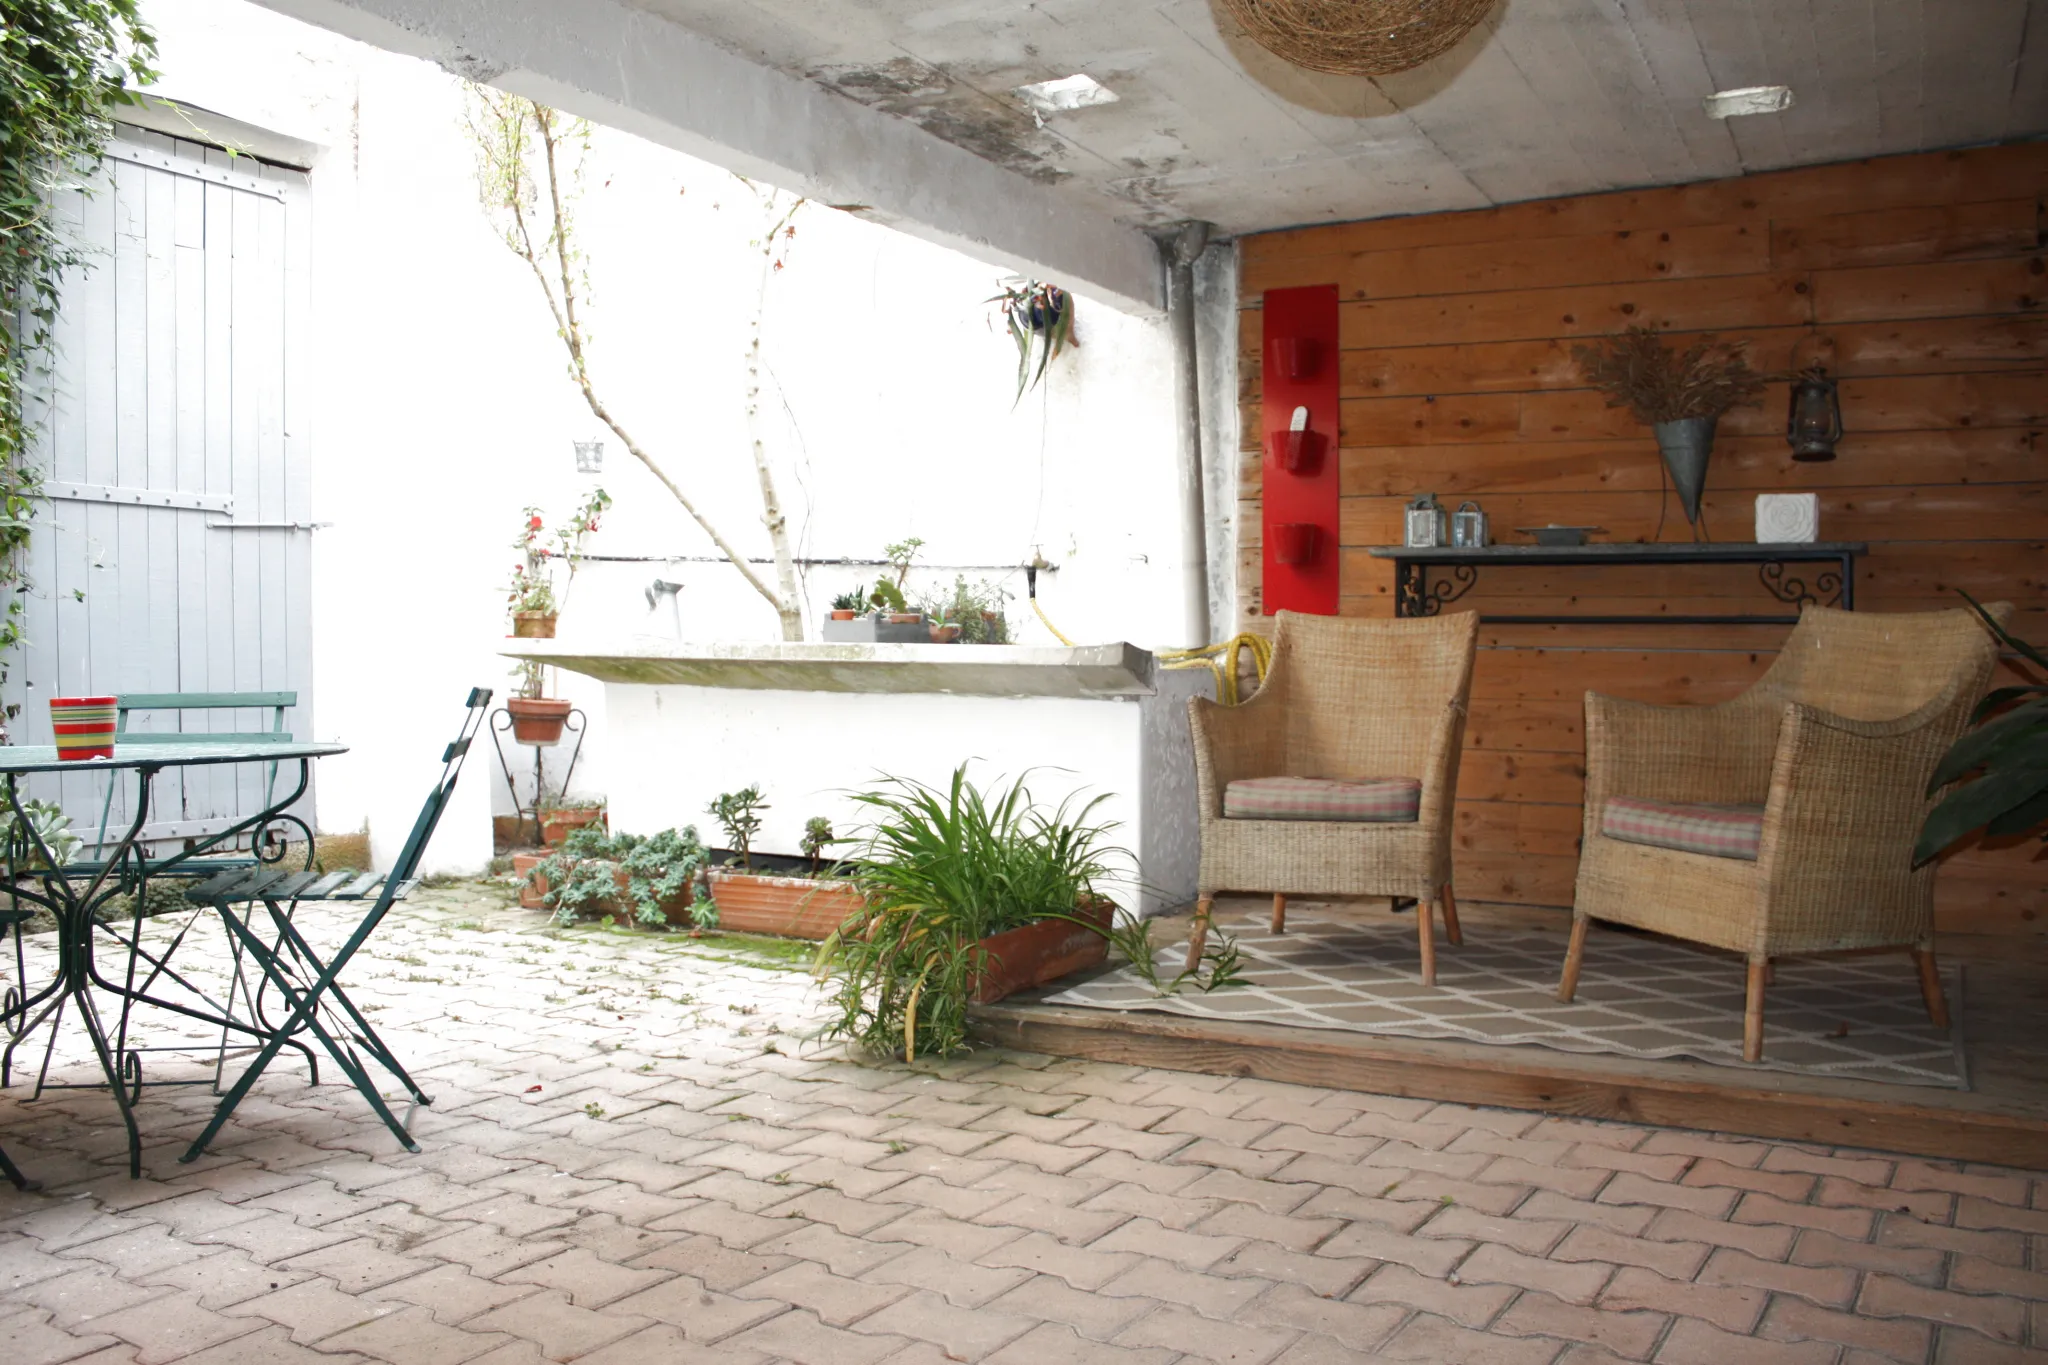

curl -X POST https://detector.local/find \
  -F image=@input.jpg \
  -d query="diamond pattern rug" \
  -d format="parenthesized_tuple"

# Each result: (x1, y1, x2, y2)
(1043, 911, 1967, 1089)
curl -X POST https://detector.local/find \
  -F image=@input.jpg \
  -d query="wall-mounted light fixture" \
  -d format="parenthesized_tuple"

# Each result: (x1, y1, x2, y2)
(574, 439, 604, 474)
(1786, 363, 1842, 462)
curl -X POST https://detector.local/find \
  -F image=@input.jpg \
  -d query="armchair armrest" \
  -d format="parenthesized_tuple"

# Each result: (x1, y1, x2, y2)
(1583, 691, 1777, 815)
(1756, 685, 1971, 949)
(1188, 691, 1285, 820)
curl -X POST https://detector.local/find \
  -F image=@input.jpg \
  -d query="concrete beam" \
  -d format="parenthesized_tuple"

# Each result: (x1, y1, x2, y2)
(245, 0, 1166, 314)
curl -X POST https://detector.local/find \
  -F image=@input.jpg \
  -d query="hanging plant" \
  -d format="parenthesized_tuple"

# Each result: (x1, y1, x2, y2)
(0, 2, 156, 737)
(989, 279, 1077, 403)
(1572, 325, 1767, 425)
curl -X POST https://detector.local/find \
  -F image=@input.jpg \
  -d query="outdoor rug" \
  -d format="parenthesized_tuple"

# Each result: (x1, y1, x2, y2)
(1042, 910, 1968, 1089)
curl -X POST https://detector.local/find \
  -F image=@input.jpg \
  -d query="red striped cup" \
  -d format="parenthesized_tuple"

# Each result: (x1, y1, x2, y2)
(50, 696, 118, 760)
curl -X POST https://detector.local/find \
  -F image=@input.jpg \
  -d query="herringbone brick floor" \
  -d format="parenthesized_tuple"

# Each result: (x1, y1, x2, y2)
(1, 884, 2042, 1364)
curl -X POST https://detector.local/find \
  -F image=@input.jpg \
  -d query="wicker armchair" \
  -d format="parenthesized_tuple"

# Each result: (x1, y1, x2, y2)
(1185, 610, 1478, 984)
(1560, 603, 2011, 1062)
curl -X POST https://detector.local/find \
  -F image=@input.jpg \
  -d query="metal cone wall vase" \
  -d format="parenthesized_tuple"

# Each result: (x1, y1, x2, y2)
(1652, 415, 1717, 528)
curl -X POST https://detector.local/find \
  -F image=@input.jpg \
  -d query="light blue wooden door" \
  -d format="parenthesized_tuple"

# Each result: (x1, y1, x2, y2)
(8, 130, 315, 849)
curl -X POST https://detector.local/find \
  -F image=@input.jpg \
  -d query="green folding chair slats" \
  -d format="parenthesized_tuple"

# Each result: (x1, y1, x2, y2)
(301, 870, 358, 899)
(182, 687, 492, 1164)
(94, 690, 300, 862)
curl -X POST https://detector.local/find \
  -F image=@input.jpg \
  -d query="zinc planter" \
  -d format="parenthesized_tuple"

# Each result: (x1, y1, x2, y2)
(1651, 415, 1717, 529)
(969, 897, 1114, 1004)
(709, 870, 865, 940)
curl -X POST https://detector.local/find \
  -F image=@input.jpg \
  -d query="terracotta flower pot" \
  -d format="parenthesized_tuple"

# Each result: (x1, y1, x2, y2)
(512, 611, 558, 639)
(539, 805, 606, 848)
(512, 852, 548, 908)
(830, 609, 859, 620)
(887, 613, 923, 625)
(970, 897, 1115, 1004)
(708, 870, 864, 940)
(506, 696, 573, 745)
(929, 624, 962, 643)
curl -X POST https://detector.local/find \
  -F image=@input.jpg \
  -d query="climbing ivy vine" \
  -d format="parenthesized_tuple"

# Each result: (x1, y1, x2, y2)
(0, 1, 155, 730)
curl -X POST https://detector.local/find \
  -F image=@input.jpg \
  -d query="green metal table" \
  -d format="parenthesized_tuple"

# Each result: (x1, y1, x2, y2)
(0, 740, 345, 1176)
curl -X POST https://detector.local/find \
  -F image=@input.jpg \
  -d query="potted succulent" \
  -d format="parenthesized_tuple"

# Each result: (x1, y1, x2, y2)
(538, 792, 607, 848)
(703, 786, 865, 939)
(989, 278, 1077, 402)
(814, 765, 1127, 1061)
(829, 590, 864, 622)
(519, 823, 714, 931)
(1573, 326, 1766, 537)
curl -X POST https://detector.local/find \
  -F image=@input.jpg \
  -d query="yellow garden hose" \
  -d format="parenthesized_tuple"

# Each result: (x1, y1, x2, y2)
(1032, 597, 1075, 647)
(1159, 632, 1273, 706)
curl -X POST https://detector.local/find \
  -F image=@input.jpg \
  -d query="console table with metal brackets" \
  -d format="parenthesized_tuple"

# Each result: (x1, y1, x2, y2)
(1367, 542, 1867, 626)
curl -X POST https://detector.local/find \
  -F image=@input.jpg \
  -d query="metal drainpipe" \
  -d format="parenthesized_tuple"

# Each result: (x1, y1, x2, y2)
(1162, 220, 1214, 647)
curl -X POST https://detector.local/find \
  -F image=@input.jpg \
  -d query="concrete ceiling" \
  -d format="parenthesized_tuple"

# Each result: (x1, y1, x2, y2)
(624, 0, 2048, 236)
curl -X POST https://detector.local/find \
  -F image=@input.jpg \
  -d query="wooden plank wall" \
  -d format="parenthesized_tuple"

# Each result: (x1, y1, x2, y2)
(1235, 144, 2047, 939)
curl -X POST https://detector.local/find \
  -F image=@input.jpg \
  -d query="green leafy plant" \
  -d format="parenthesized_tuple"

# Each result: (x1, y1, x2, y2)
(829, 590, 865, 613)
(868, 538, 923, 614)
(1916, 595, 2048, 863)
(688, 894, 719, 932)
(709, 785, 767, 869)
(1092, 913, 1248, 997)
(527, 823, 707, 926)
(801, 816, 835, 871)
(916, 575, 1010, 645)
(1572, 325, 1768, 424)
(813, 765, 1120, 1061)
(990, 279, 1076, 403)
(0, 797, 79, 869)
(1, 3, 156, 736)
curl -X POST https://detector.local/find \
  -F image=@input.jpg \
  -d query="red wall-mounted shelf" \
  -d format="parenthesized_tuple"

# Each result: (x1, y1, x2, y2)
(1261, 285, 1340, 615)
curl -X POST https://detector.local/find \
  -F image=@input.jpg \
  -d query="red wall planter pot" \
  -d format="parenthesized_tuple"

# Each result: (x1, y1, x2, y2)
(969, 897, 1115, 1004)
(1266, 427, 1325, 476)
(1269, 336, 1322, 381)
(1273, 523, 1322, 566)
(708, 870, 865, 940)
(1261, 286, 1340, 615)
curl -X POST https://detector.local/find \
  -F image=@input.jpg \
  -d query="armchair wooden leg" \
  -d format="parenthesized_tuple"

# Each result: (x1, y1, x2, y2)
(1914, 949, 1950, 1029)
(1183, 897, 1214, 975)
(1418, 898, 1438, 987)
(1271, 894, 1287, 935)
(1440, 886, 1462, 947)
(1763, 958, 1775, 986)
(1743, 957, 1767, 1063)
(1558, 916, 1589, 1003)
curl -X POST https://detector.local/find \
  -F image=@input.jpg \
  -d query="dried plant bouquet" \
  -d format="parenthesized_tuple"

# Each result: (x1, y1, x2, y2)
(1573, 326, 1768, 424)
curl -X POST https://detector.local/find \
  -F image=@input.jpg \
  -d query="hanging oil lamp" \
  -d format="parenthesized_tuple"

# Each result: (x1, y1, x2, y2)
(1786, 363, 1842, 462)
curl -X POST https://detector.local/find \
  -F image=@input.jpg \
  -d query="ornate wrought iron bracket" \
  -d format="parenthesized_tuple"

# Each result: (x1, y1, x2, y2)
(488, 708, 588, 848)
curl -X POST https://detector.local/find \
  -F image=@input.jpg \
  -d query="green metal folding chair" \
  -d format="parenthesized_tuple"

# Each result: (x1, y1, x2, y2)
(180, 688, 490, 1162)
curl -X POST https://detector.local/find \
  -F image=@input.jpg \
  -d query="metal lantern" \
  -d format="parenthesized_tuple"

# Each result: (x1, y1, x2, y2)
(573, 439, 605, 473)
(1786, 363, 1842, 463)
(1404, 493, 1448, 549)
(1451, 500, 1489, 548)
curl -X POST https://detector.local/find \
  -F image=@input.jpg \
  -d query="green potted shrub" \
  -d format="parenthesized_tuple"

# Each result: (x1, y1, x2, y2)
(705, 787, 864, 938)
(521, 823, 710, 930)
(813, 765, 1123, 1061)
(537, 792, 607, 848)
(1917, 596, 2048, 862)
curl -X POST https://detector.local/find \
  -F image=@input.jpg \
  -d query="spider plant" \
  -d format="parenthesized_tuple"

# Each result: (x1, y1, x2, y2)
(1916, 594, 2048, 863)
(813, 764, 1121, 1061)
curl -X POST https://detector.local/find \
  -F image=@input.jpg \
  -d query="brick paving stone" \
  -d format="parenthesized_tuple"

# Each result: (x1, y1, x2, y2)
(1293, 1183, 1440, 1232)
(984, 1321, 1178, 1365)
(1734, 1191, 1876, 1239)
(1212, 1240, 1376, 1298)
(601, 1272, 785, 1341)
(982, 1230, 1141, 1290)
(1425, 1204, 1574, 1256)
(1350, 1262, 1517, 1328)
(869, 1207, 1025, 1262)
(1949, 1256, 2048, 1299)
(1860, 1274, 2028, 1343)
(1893, 1163, 2032, 1205)
(270, 1236, 441, 1293)
(1462, 1243, 1616, 1305)
(1522, 1192, 1660, 1236)
(496, 1246, 672, 1307)
(1791, 1227, 1944, 1282)
(1600, 1172, 1740, 1218)
(1192, 1200, 1341, 1251)
(975, 1193, 1131, 1244)
(987, 1273, 1160, 1338)
(1655, 1317, 1837, 1365)
(1478, 1156, 1611, 1200)
(1682, 1159, 1815, 1201)
(573, 1322, 772, 1365)
(1645, 1207, 1796, 1259)
(1319, 1219, 1473, 1276)
(1876, 1215, 2026, 1265)
(1697, 1247, 1857, 1307)
(1495, 1290, 1668, 1361)
(1816, 1176, 1951, 1221)
(730, 1258, 910, 1325)
(0, 1307, 120, 1365)
(755, 1219, 915, 1277)
(727, 1306, 906, 1365)
(1601, 1265, 1765, 1333)
(1092, 1216, 1246, 1270)
(1957, 1195, 2048, 1234)
(14, 1266, 174, 1331)
(1763, 1295, 1933, 1361)
(313, 1302, 507, 1365)
(1084, 1180, 1223, 1230)
(1244, 1280, 1407, 1352)
(365, 1263, 538, 1324)
(856, 1288, 1039, 1359)
(1934, 1330, 2048, 1364)
(860, 1244, 1032, 1308)
(1553, 1226, 1709, 1280)
(85, 1289, 265, 1364)
(1379, 1312, 1568, 1364)
(976, 1134, 1100, 1175)
(1115, 1302, 1301, 1363)
(1762, 1149, 1894, 1184)
(226, 1276, 399, 1343)
(1099, 1256, 1273, 1315)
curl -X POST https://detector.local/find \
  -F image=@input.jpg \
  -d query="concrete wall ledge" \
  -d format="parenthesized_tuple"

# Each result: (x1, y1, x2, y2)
(504, 638, 1160, 699)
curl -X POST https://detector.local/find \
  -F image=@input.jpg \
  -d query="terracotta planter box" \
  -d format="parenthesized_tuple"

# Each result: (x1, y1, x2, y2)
(540, 806, 606, 848)
(970, 897, 1115, 1004)
(515, 854, 693, 923)
(708, 870, 863, 940)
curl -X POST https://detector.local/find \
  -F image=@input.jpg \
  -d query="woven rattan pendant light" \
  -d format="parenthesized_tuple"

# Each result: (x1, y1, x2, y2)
(1221, 0, 1499, 76)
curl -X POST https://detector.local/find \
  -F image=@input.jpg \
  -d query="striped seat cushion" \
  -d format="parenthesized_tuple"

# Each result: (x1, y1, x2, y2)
(1602, 796, 1765, 861)
(1224, 776, 1422, 823)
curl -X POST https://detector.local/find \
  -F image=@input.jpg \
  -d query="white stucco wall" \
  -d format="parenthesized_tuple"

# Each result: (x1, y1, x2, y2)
(137, 0, 1192, 875)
